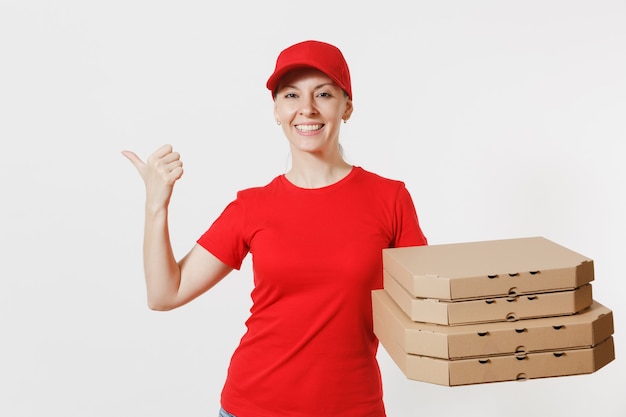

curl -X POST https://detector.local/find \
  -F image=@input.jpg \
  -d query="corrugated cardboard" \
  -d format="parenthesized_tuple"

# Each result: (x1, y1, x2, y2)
(384, 270, 593, 325)
(377, 323, 615, 386)
(382, 237, 594, 300)
(373, 289, 614, 359)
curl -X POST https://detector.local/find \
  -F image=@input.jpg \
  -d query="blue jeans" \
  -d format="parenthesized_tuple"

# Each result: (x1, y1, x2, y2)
(219, 407, 237, 417)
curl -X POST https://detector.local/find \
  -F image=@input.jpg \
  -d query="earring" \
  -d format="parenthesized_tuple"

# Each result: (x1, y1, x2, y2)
(276, 120, 281, 125)
(342, 119, 347, 124)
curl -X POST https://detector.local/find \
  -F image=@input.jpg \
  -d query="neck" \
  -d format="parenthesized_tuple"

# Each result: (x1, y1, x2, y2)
(285, 153, 353, 189)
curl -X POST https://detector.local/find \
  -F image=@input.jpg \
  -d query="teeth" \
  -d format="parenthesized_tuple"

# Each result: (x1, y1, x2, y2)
(296, 124, 323, 132)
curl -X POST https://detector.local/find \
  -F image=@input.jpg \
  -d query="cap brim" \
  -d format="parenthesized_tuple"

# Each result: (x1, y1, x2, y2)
(266, 63, 325, 95)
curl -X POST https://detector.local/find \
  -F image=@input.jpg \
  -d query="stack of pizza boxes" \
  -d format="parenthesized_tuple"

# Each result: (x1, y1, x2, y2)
(373, 236, 615, 386)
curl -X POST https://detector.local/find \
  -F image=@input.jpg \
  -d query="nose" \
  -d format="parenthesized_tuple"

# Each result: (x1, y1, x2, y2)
(299, 95, 318, 117)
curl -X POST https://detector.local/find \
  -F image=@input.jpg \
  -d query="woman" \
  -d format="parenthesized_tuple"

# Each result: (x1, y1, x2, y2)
(123, 40, 427, 417)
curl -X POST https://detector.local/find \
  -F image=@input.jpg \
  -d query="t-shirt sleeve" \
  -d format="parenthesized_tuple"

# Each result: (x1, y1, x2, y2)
(196, 195, 250, 270)
(392, 183, 428, 248)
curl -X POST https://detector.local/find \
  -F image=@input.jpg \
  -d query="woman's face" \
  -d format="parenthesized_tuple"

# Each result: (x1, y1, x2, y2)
(273, 68, 353, 156)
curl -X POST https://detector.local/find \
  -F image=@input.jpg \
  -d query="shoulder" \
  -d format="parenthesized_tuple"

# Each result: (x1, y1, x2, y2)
(235, 175, 284, 201)
(353, 166, 407, 190)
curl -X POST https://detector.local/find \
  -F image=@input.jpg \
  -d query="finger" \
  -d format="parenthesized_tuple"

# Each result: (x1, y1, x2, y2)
(164, 158, 183, 170)
(160, 150, 181, 165)
(121, 150, 146, 171)
(169, 165, 184, 183)
(162, 160, 184, 184)
(151, 144, 175, 160)
(153, 153, 182, 176)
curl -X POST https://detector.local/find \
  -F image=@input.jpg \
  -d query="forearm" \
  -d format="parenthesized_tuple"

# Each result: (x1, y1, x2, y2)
(143, 207, 181, 310)
(123, 144, 190, 310)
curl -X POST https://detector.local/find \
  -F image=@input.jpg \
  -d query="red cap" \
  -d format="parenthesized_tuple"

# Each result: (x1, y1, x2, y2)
(266, 40, 352, 99)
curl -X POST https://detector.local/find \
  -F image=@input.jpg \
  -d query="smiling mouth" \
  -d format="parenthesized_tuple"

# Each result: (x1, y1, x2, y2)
(295, 124, 324, 132)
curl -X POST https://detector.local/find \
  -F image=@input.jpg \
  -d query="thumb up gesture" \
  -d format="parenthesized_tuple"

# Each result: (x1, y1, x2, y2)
(122, 144, 184, 212)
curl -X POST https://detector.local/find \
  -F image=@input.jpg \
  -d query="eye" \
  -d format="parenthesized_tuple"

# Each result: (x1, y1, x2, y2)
(283, 92, 298, 98)
(317, 92, 332, 98)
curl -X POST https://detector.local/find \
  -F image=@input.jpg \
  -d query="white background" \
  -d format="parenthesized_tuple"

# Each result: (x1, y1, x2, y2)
(1, 1, 624, 416)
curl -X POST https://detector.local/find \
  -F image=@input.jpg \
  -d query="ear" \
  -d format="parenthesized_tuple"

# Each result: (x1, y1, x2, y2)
(342, 99, 354, 122)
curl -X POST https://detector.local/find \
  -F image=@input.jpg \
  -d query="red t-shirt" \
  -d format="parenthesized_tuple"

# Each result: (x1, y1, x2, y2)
(197, 167, 427, 417)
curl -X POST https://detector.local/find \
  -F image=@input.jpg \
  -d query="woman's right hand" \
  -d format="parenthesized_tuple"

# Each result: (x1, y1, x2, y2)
(122, 144, 184, 213)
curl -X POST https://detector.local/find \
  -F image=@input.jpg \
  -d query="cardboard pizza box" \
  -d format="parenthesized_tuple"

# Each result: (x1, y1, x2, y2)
(384, 270, 593, 325)
(383, 237, 594, 301)
(377, 320, 614, 386)
(372, 289, 614, 359)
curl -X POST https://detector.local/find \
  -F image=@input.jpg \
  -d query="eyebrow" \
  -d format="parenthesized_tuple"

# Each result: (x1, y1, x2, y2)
(279, 82, 336, 91)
